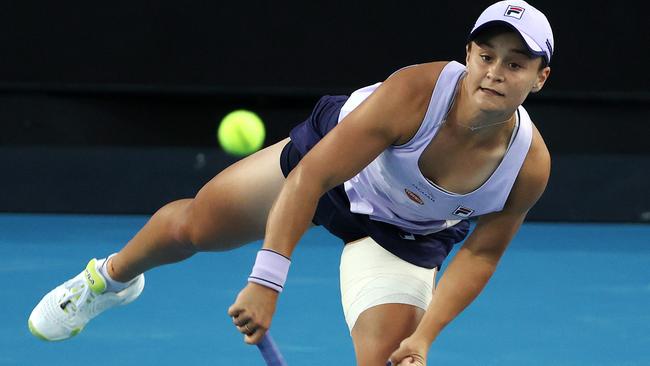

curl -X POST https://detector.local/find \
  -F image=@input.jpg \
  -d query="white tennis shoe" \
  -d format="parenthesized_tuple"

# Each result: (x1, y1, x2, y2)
(28, 258, 145, 341)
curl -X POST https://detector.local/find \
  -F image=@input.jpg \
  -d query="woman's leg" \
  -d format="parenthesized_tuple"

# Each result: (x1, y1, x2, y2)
(108, 137, 290, 282)
(28, 138, 293, 341)
(340, 237, 436, 366)
(351, 304, 425, 366)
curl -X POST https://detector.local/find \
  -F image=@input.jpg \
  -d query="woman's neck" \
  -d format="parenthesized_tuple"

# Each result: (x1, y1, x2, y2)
(446, 78, 516, 137)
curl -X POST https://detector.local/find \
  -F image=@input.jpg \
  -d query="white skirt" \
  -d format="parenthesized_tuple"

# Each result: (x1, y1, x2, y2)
(339, 236, 437, 332)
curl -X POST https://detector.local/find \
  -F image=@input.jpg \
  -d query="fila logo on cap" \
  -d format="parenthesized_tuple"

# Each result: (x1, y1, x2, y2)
(504, 5, 525, 19)
(453, 205, 475, 218)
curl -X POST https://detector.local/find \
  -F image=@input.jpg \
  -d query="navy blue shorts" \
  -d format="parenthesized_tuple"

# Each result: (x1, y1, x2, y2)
(280, 95, 470, 269)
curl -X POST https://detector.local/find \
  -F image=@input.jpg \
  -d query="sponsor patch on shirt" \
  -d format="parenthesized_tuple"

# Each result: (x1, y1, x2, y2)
(404, 189, 424, 205)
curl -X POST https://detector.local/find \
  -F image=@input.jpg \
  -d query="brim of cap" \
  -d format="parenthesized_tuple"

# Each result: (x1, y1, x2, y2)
(469, 20, 549, 63)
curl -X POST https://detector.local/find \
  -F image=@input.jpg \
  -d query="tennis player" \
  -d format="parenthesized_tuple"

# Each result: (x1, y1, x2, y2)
(29, 1, 553, 365)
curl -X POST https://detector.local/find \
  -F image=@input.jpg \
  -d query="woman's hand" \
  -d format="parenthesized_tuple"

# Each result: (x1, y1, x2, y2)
(388, 334, 430, 366)
(227, 282, 279, 344)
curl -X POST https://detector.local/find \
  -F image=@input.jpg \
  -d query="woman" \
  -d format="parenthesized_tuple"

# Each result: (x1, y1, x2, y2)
(29, 1, 554, 365)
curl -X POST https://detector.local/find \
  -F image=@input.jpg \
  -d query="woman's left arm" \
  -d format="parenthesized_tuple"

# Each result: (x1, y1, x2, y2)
(389, 125, 551, 366)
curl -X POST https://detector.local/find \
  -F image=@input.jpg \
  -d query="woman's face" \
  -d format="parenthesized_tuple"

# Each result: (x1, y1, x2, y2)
(465, 32, 550, 114)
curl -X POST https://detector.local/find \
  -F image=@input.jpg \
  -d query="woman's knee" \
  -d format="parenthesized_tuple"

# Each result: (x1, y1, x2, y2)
(182, 197, 252, 252)
(153, 199, 199, 251)
(150, 191, 258, 253)
(176, 199, 217, 252)
(164, 139, 288, 253)
(148, 198, 217, 253)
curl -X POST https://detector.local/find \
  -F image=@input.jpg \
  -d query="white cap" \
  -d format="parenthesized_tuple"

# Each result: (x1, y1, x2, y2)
(469, 0, 554, 64)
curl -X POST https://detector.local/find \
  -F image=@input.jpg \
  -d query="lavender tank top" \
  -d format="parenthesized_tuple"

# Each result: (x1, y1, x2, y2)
(338, 61, 533, 235)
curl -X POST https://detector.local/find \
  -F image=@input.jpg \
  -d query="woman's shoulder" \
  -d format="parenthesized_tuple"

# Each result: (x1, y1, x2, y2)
(380, 61, 453, 103)
(387, 61, 450, 86)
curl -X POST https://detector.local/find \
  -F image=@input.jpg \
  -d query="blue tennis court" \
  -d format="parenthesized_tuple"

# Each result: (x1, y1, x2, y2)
(2, 213, 649, 365)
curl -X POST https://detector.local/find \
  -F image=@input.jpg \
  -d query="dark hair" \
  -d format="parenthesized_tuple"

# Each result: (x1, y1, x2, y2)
(468, 23, 548, 70)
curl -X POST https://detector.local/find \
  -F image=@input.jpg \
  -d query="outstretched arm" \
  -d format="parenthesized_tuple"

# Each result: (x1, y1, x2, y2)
(263, 64, 445, 260)
(228, 64, 443, 344)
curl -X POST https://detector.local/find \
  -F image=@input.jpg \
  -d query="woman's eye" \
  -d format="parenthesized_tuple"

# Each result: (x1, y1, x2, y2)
(480, 55, 491, 62)
(509, 63, 521, 69)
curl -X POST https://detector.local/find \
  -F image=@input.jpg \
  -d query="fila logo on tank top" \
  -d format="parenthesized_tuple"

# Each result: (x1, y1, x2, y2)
(338, 61, 533, 235)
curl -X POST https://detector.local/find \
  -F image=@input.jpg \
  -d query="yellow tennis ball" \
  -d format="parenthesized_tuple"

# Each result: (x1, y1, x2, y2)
(217, 110, 266, 156)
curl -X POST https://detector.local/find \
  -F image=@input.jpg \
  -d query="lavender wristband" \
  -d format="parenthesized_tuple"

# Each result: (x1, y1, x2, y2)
(248, 249, 291, 293)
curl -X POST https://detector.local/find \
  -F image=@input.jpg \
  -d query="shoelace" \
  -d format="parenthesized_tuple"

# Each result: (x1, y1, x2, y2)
(58, 278, 97, 315)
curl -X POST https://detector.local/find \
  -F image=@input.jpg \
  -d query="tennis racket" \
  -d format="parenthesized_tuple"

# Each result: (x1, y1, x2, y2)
(257, 333, 287, 366)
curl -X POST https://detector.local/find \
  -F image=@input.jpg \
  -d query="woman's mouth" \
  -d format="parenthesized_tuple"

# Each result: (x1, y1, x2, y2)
(479, 87, 504, 97)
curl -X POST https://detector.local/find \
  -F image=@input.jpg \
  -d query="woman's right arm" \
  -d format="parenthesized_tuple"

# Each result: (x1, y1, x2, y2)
(228, 62, 445, 344)
(264, 62, 446, 259)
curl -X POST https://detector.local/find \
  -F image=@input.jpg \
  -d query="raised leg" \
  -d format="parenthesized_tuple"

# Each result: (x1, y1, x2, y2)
(109, 137, 290, 282)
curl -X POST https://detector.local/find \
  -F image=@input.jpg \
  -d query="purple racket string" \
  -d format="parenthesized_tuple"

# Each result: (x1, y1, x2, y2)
(257, 333, 288, 366)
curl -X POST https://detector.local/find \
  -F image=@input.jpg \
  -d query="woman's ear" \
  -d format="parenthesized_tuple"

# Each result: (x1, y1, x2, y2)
(532, 66, 551, 93)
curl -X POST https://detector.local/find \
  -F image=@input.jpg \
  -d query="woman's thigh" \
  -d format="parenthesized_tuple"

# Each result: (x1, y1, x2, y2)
(186, 137, 290, 251)
(351, 304, 425, 366)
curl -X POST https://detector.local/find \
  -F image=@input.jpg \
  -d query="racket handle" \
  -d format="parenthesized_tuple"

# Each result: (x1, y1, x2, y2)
(257, 333, 288, 366)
